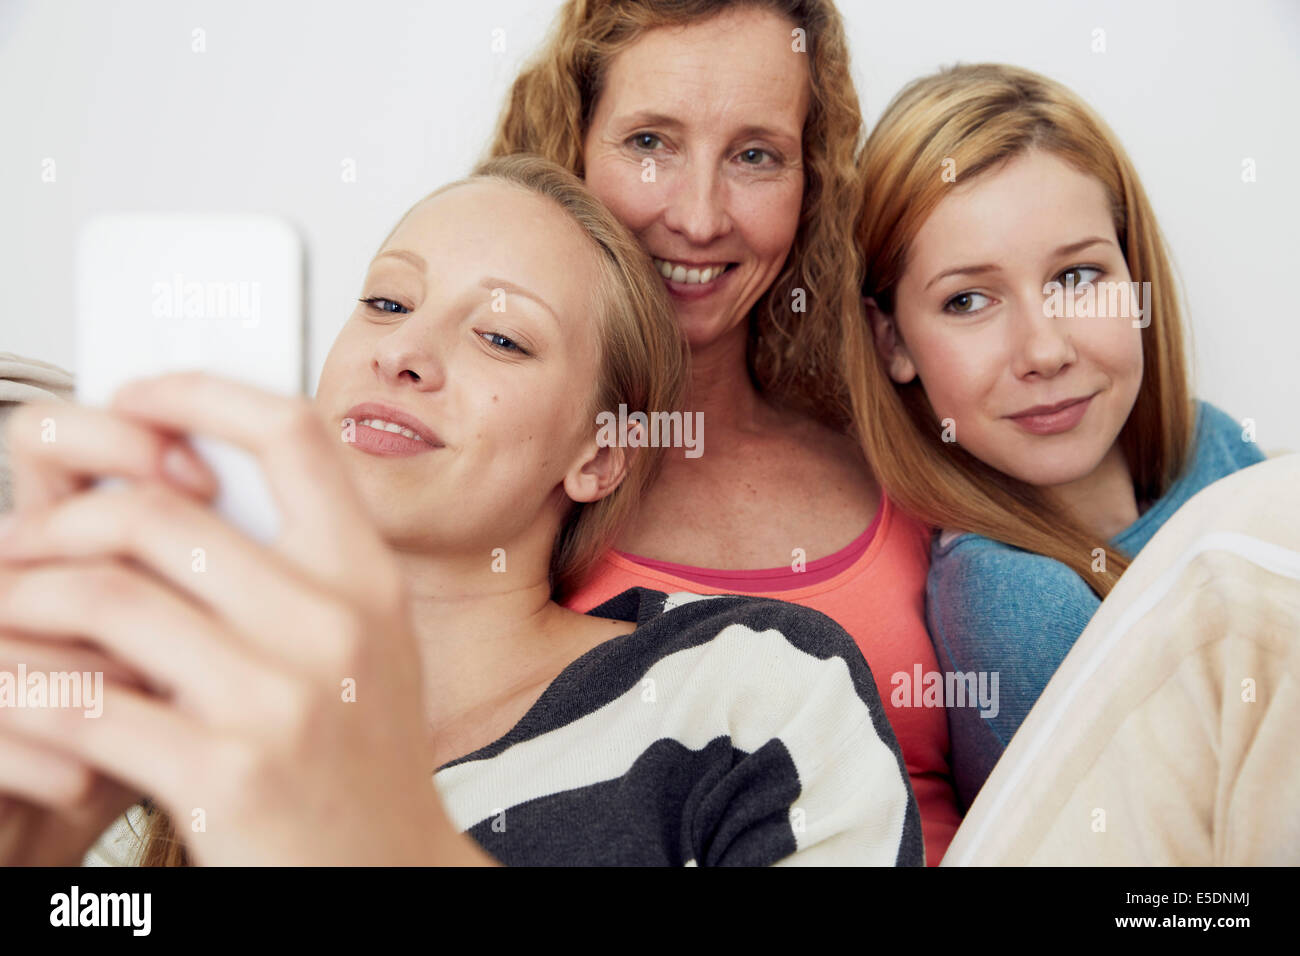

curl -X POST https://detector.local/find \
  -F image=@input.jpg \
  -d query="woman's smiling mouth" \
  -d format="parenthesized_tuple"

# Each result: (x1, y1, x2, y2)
(359, 417, 429, 442)
(344, 402, 443, 457)
(651, 257, 737, 284)
(349, 421, 440, 457)
(1005, 393, 1098, 435)
(651, 257, 739, 299)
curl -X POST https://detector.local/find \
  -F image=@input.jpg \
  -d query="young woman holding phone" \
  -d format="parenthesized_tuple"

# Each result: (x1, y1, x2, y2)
(0, 154, 922, 867)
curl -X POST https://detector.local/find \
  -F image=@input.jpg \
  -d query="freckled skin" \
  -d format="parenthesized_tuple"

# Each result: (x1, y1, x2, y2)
(580, 8, 809, 351)
(572, 5, 880, 568)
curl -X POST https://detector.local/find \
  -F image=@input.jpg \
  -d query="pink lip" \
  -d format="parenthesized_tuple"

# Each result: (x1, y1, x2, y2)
(1006, 394, 1096, 435)
(344, 401, 442, 457)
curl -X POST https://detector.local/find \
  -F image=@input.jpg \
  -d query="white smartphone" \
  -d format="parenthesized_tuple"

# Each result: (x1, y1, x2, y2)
(75, 214, 304, 543)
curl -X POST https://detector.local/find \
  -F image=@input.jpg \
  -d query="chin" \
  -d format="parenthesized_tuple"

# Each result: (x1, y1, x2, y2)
(988, 444, 1103, 489)
(673, 305, 745, 343)
(1006, 463, 1092, 488)
(678, 323, 732, 352)
(340, 465, 402, 525)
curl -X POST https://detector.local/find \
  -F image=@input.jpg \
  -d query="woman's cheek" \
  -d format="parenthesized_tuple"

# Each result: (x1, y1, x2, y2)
(915, 334, 987, 422)
(1126, 325, 1146, 377)
(479, 392, 558, 457)
(318, 320, 372, 395)
(1095, 318, 1145, 387)
(741, 180, 802, 252)
(586, 160, 656, 233)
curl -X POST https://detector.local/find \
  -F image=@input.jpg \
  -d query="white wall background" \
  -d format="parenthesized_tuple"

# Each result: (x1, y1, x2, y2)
(3, 0, 1297, 450)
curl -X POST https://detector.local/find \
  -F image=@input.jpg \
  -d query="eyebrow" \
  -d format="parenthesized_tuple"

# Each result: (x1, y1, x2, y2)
(371, 250, 560, 325)
(373, 248, 427, 271)
(922, 236, 1115, 292)
(477, 277, 560, 326)
(616, 110, 800, 152)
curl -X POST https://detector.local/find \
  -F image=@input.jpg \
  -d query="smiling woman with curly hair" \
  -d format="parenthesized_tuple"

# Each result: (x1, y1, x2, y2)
(487, 0, 965, 866)
(489, 0, 863, 421)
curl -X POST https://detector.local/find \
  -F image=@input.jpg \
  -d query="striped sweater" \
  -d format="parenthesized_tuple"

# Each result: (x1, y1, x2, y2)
(85, 587, 922, 866)
(435, 588, 922, 866)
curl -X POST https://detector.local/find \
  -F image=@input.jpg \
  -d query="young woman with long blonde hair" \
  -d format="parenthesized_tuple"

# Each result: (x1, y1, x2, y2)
(849, 63, 1300, 863)
(0, 155, 922, 867)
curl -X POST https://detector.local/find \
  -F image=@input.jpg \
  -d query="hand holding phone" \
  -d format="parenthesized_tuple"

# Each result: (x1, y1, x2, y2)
(75, 214, 304, 542)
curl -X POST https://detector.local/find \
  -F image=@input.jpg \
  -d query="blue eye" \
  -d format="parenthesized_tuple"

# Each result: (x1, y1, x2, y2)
(944, 291, 991, 315)
(359, 297, 409, 314)
(480, 331, 529, 356)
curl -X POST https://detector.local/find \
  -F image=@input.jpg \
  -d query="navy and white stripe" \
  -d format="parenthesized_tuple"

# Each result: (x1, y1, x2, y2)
(84, 587, 923, 866)
(436, 588, 923, 866)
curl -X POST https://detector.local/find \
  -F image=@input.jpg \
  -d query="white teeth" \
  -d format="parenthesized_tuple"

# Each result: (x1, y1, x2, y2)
(653, 258, 730, 285)
(359, 418, 427, 442)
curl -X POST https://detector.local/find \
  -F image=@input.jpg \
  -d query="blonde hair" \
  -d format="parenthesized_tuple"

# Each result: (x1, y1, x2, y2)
(849, 63, 1195, 597)
(487, 0, 866, 428)
(134, 153, 687, 866)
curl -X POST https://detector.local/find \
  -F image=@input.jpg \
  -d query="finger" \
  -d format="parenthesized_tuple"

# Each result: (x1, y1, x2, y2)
(0, 558, 303, 722)
(0, 731, 97, 810)
(109, 372, 394, 592)
(4, 400, 217, 513)
(0, 628, 148, 691)
(0, 482, 353, 669)
(0, 679, 207, 814)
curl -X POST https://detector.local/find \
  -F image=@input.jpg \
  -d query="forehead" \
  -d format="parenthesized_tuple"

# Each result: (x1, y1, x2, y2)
(598, 8, 809, 128)
(384, 180, 606, 327)
(391, 180, 595, 265)
(911, 150, 1116, 270)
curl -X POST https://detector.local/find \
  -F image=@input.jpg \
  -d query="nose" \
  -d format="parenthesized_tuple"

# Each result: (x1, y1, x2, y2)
(1010, 293, 1076, 380)
(371, 311, 447, 391)
(661, 160, 731, 245)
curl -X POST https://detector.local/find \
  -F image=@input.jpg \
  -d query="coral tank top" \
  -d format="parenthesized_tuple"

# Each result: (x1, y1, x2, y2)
(562, 493, 962, 865)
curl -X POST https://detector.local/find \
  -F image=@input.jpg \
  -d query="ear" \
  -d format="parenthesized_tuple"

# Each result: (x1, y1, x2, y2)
(563, 430, 632, 505)
(864, 295, 919, 384)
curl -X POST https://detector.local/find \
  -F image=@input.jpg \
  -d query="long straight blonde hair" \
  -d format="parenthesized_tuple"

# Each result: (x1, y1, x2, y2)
(133, 153, 687, 866)
(849, 63, 1195, 597)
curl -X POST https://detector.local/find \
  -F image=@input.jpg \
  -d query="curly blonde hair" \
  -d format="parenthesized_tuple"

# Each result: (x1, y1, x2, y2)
(487, 0, 866, 428)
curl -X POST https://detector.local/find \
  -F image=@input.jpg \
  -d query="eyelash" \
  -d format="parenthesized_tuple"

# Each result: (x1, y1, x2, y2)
(942, 264, 1106, 315)
(358, 298, 531, 356)
(360, 296, 408, 314)
(478, 331, 530, 356)
(624, 132, 781, 167)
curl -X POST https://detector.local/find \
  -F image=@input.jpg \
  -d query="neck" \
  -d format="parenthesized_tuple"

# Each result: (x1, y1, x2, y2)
(389, 544, 573, 734)
(1047, 442, 1141, 542)
(683, 318, 778, 433)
